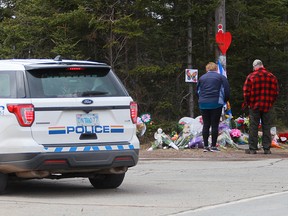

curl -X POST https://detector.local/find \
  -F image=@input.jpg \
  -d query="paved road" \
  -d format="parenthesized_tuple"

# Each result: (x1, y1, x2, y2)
(176, 191, 288, 216)
(0, 158, 287, 216)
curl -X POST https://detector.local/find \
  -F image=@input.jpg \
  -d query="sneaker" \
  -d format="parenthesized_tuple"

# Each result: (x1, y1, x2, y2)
(264, 149, 271, 154)
(211, 147, 220, 152)
(203, 147, 214, 152)
(245, 149, 257, 154)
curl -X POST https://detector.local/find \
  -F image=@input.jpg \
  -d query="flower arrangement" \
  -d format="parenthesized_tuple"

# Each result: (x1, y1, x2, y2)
(136, 113, 152, 136)
(234, 116, 249, 133)
(229, 128, 241, 143)
(140, 113, 152, 124)
(230, 129, 241, 138)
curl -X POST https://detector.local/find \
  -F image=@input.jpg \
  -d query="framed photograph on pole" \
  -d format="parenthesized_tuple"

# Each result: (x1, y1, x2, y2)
(185, 69, 198, 83)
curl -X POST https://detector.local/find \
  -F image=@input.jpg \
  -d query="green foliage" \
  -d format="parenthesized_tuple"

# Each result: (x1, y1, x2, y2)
(225, 0, 288, 127)
(0, 0, 287, 130)
(129, 65, 162, 75)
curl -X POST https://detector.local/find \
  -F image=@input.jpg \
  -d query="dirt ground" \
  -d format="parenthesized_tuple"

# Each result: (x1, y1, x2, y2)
(139, 143, 288, 160)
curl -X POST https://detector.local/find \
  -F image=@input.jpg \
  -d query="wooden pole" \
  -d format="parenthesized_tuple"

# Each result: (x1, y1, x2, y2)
(187, 0, 194, 118)
(215, 0, 226, 66)
(215, 0, 228, 120)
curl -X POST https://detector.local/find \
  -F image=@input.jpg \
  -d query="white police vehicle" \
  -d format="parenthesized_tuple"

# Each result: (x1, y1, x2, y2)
(0, 57, 139, 193)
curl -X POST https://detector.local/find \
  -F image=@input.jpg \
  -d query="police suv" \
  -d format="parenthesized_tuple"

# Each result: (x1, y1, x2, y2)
(0, 57, 139, 193)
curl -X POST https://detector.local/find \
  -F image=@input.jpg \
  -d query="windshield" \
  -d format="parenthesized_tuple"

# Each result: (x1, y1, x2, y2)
(26, 67, 127, 98)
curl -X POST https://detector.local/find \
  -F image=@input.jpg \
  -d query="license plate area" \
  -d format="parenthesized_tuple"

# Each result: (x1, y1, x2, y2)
(76, 114, 99, 126)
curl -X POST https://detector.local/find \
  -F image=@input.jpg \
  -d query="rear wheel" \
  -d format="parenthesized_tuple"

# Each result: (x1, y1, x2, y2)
(0, 173, 8, 194)
(89, 173, 125, 189)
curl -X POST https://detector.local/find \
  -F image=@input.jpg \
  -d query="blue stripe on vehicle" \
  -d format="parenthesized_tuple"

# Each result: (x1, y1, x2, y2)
(55, 147, 63, 152)
(111, 128, 124, 133)
(92, 146, 100, 151)
(44, 144, 136, 153)
(84, 146, 91, 151)
(117, 145, 124, 150)
(49, 130, 66, 135)
(70, 147, 77, 152)
(105, 146, 112, 150)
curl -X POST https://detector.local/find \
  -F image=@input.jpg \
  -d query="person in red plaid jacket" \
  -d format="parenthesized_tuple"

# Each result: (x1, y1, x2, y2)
(243, 59, 279, 154)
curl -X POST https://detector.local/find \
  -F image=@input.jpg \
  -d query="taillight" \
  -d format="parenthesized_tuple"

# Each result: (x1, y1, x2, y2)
(66, 67, 85, 71)
(130, 101, 138, 124)
(7, 104, 35, 127)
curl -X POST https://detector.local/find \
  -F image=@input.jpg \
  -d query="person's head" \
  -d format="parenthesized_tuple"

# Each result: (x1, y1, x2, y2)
(205, 62, 217, 72)
(252, 59, 264, 70)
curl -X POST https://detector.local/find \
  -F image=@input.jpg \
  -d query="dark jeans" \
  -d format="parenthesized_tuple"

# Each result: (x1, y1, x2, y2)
(200, 107, 223, 147)
(249, 109, 272, 150)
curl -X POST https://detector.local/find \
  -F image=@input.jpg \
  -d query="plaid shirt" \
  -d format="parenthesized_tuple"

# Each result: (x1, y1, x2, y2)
(243, 67, 279, 112)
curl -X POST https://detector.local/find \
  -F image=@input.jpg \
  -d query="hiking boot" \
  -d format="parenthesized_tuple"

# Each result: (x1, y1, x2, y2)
(245, 149, 257, 154)
(203, 147, 214, 152)
(264, 149, 272, 154)
(211, 147, 220, 152)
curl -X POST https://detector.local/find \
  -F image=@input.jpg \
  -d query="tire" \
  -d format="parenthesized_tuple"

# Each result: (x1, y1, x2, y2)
(89, 173, 125, 189)
(0, 173, 8, 194)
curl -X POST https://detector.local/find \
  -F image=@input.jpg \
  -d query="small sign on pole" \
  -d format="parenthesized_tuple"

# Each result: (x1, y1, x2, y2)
(185, 69, 198, 83)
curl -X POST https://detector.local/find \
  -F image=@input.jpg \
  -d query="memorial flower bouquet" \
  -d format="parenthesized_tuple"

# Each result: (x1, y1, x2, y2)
(234, 116, 250, 133)
(230, 128, 241, 143)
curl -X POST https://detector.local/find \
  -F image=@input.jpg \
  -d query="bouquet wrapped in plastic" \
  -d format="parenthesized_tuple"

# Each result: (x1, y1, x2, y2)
(188, 134, 204, 149)
(148, 128, 179, 151)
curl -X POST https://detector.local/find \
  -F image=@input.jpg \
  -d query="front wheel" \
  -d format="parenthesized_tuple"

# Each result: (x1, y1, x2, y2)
(89, 173, 125, 189)
(0, 173, 8, 194)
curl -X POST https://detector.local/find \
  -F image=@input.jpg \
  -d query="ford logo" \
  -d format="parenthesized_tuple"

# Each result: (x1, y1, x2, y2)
(82, 99, 93, 105)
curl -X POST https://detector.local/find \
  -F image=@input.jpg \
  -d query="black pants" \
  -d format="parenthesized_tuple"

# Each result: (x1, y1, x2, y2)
(248, 109, 272, 151)
(200, 107, 223, 147)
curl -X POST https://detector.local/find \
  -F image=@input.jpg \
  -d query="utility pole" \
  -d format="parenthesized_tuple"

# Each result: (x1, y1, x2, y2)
(215, 0, 226, 68)
(187, 0, 194, 118)
(215, 0, 233, 119)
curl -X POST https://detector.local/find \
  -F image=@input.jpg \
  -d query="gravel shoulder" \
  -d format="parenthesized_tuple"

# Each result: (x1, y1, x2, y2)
(139, 144, 288, 160)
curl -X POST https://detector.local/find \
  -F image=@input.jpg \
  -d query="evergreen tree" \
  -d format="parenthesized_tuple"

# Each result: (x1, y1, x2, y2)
(0, 0, 287, 128)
